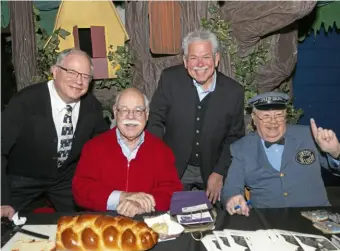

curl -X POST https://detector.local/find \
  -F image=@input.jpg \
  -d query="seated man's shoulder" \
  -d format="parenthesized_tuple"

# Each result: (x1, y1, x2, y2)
(144, 130, 171, 150)
(231, 132, 256, 151)
(287, 124, 312, 138)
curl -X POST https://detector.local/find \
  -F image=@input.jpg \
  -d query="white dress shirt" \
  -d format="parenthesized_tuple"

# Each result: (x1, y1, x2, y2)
(47, 80, 80, 151)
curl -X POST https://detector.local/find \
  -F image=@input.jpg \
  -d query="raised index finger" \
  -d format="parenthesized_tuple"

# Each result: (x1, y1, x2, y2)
(310, 118, 318, 139)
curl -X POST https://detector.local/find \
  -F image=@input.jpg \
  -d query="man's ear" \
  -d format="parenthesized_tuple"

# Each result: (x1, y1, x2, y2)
(51, 65, 57, 79)
(145, 109, 150, 120)
(183, 56, 188, 69)
(214, 52, 220, 68)
(113, 105, 117, 118)
(251, 113, 257, 126)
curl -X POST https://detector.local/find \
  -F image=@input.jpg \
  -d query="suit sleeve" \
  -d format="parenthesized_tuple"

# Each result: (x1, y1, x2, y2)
(221, 143, 246, 205)
(147, 72, 171, 139)
(1, 94, 24, 206)
(72, 142, 113, 211)
(149, 145, 183, 211)
(213, 87, 245, 177)
(92, 100, 109, 137)
(319, 153, 340, 173)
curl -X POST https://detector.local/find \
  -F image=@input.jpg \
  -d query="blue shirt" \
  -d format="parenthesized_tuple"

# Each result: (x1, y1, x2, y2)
(193, 71, 217, 101)
(261, 140, 284, 171)
(106, 129, 145, 210)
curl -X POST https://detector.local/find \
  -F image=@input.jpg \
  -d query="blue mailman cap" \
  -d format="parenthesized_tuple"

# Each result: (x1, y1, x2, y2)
(247, 92, 290, 111)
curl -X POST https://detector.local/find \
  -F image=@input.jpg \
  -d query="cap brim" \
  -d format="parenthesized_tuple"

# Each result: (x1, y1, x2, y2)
(254, 103, 287, 111)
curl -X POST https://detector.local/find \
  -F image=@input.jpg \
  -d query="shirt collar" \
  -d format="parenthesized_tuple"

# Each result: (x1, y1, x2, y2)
(193, 71, 217, 94)
(49, 80, 77, 113)
(116, 127, 145, 149)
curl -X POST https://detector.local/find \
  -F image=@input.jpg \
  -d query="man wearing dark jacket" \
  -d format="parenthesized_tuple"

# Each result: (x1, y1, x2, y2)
(147, 29, 245, 204)
(1, 48, 109, 213)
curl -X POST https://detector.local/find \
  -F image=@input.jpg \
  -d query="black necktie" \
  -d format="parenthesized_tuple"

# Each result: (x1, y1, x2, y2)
(264, 137, 285, 148)
(57, 105, 74, 168)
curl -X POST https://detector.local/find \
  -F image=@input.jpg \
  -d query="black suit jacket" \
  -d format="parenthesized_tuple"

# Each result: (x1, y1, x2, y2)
(1, 82, 109, 205)
(147, 65, 245, 186)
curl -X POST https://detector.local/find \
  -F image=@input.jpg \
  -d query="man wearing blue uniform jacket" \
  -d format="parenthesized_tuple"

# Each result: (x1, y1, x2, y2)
(222, 92, 340, 216)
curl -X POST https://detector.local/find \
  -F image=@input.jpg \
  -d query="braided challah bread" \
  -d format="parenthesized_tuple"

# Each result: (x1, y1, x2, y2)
(56, 215, 158, 251)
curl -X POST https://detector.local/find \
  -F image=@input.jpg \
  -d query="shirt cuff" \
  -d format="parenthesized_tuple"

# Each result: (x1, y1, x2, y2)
(107, 191, 123, 211)
(327, 154, 340, 168)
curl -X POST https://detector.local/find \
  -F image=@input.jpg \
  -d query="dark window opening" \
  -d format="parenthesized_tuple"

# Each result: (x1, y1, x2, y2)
(78, 28, 93, 57)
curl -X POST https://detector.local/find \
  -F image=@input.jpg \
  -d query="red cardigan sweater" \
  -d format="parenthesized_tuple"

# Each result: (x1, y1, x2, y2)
(72, 128, 183, 211)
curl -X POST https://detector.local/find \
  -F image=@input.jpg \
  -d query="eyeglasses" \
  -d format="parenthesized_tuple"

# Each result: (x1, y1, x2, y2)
(253, 112, 286, 123)
(57, 65, 92, 82)
(116, 108, 146, 117)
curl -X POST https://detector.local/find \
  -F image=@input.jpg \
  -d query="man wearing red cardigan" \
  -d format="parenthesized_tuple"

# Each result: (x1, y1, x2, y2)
(72, 88, 183, 217)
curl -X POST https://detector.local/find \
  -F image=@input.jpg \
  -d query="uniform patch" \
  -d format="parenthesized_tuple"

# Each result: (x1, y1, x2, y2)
(296, 149, 316, 165)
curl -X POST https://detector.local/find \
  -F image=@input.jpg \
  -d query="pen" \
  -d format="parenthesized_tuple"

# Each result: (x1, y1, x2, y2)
(234, 200, 252, 210)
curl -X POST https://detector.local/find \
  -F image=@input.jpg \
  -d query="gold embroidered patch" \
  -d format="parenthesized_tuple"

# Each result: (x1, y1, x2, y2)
(296, 149, 316, 165)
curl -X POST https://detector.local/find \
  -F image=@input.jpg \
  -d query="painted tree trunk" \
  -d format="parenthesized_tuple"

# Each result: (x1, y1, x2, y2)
(9, 1, 37, 91)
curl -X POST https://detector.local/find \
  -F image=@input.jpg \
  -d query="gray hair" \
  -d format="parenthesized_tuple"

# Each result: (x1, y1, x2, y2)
(182, 29, 220, 57)
(55, 48, 94, 76)
(114, 90, 150, 109)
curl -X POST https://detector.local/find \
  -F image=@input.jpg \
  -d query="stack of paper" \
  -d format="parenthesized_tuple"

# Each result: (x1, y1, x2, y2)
(201, 229, 340, 251)
(170, 191, 214, 225)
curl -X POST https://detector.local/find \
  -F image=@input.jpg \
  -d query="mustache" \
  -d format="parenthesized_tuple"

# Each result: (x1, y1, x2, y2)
(122, 120, 141, 126)
(193, 66, 209, 71)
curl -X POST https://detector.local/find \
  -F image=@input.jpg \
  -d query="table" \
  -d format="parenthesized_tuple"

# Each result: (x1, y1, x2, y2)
(2, 207, 340, 251)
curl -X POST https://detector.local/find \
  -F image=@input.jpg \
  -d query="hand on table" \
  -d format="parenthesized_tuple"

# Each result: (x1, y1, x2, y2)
(117, 200, 146, 217)
(225, 195, 250, 217)
(119, 192, 155, 214)
(1, 205, 15, 220)
(206, 172, 223, 204)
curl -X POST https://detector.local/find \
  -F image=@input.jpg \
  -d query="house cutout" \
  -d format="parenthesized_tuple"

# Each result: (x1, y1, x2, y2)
(52, 0, 129, 79)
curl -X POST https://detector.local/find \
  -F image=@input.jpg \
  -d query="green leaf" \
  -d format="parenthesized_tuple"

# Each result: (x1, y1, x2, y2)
(58, 29, 71, 39)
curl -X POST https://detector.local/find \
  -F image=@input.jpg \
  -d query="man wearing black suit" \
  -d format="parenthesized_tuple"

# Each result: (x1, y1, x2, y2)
(1, 48, 109, 214)
(147, 29, 245, 204)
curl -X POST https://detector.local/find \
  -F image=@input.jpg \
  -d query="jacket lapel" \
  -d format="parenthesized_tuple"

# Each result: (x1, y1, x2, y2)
(254, 134, 274, 169)
(41, 83, 58, 136)
(67, 98, 89, 160)
(181, 73, 198, 131)
(281, 125, 301, 171)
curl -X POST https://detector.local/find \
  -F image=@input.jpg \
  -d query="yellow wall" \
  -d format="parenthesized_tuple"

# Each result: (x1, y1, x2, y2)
(53, 1, 128, 78)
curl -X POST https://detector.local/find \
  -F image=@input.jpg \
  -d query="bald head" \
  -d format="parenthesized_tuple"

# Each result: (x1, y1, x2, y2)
(114, 88, 149, 142)
(115, 88, 149, 109)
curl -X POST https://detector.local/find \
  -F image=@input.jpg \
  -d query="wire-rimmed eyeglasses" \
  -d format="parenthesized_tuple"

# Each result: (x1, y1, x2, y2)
(57, 65, 92, 82)
(253, 112, 286, 123)
(116, 108, 147, 117)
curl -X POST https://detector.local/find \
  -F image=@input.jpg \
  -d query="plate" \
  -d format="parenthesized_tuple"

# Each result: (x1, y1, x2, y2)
(144, 214, 184, 241)
(2, 225, 57, 251)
